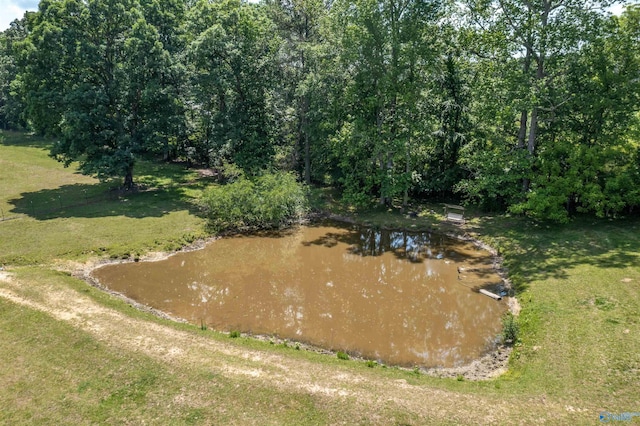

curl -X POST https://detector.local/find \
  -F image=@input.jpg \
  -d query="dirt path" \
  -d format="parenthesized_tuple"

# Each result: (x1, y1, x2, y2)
(0, 270, 582, 424)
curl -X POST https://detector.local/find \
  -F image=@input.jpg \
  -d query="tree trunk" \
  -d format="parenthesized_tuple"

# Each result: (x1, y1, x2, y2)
(123, 165, 134, 190)
(376, 102, 387, 207)
(304, 129, 311, 185)
(379, 156, 386, 206)
(518, 46, 532, 149)
(517, 110, 528, 149)
(301, 96, 311, 185)
(527, 55, 544, 156)
(528, 1, 549, 157)
(163, 138, 170, 162)
(519, 46, 532, 192)
(527, 106, 538, 155)
(403, 142, 410, 209)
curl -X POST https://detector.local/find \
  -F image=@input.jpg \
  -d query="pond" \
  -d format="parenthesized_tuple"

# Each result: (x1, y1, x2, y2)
(91, 222, 509, 368)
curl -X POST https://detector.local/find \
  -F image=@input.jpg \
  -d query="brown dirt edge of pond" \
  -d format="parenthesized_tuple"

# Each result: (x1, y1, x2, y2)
(73, 214, 520, 382)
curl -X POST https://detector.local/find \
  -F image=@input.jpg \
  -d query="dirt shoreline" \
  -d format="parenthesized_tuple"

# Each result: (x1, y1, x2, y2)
(73, 214, 519, 381)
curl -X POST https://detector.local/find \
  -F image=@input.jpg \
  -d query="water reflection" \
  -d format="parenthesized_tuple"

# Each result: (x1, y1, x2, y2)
(92, 222, 507, 367)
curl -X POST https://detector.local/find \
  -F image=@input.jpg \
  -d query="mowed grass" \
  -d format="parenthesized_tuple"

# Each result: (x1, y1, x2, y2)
(0, 130, 207, 265)
(314, 184, 640, 414)
(0, 292, 334, 425)
(2, 130, 640, 423)
(482, 217, 640, 408)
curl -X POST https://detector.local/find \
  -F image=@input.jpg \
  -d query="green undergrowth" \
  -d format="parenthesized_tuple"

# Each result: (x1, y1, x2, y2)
(201, 169, 308, 232)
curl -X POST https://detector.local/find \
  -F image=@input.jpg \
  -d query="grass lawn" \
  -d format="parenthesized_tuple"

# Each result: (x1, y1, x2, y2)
(0, 287, 334, 425)
(0, 130, 207, 265)
(1, 130, 639, 424)
(480, 216, 640, 407)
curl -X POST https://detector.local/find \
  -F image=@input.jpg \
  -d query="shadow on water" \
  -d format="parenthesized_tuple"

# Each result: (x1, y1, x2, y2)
(93, 220, 510, 367)
(303, 220, 493, 267)
(300, 221, 506, 296)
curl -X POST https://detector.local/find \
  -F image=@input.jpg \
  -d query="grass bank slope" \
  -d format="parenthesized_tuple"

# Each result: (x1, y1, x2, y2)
(1, 130, 639, 424)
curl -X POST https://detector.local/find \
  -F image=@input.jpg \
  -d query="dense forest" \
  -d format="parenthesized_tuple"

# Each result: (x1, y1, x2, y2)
(1, 0, 639, 222)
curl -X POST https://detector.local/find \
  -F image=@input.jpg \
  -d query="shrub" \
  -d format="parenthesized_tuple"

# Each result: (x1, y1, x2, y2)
(336, 351, 349, 360)
(501, 312, 520, 345)
(201, 171, 308, 231)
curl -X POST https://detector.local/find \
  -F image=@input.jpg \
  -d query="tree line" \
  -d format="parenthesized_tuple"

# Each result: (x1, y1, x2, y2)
(1, 0, 639, 222)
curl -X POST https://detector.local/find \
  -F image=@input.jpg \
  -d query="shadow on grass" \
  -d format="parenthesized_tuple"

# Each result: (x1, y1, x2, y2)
(8, 183, 203, 220)
(466, 214, 640, 293)
(0, 130, 53, 149)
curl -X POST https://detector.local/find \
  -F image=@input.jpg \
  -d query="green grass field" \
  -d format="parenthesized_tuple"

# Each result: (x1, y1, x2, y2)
(1, 129, 639, 424)
(0, 131, 207, 265)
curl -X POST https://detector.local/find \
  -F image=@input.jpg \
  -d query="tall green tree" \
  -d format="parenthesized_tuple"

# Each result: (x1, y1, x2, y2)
(512, 6, 640, 220)
(0, 15, 32, 130)
(186, 0, 281, 174)
(267, 0, 327, 183)
(139, 0, 188, 161)
(457, 0, 640, 218)
(20, 0, 174, 188)
(418, 36, 472, 196)
(17, 0, 83, 136)
(329, 0, 441, 206)
(462, 0, 615, 158)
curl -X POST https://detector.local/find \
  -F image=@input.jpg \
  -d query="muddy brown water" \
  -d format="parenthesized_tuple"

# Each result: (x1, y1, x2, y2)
(92, 222, 508, 368)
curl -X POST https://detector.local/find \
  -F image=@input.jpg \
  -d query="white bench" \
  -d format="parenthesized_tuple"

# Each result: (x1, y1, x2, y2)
(444, 204, 465, 224)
